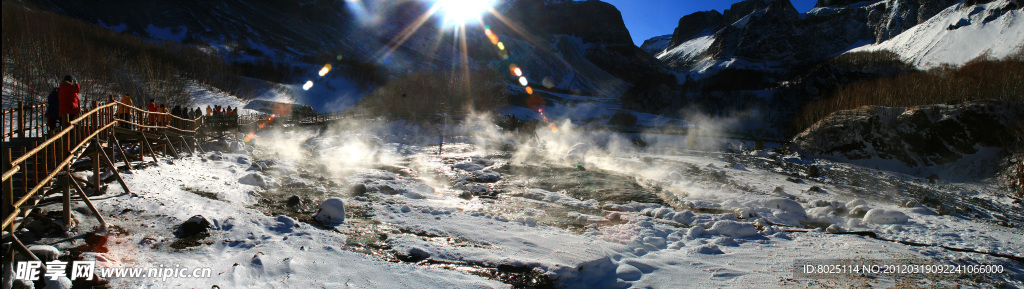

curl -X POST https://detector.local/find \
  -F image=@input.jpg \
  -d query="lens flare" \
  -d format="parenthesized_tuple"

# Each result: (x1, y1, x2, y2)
(497, 42, 505, 50)
(432, 0, 497, 27)
(303, 80, 314, 91)
(525, 86, 533, 95)
(509, 64, 522, 77)
(318, 64, 332, 77)
(518, 76, 528, 86)
(485, 29, 499, 44)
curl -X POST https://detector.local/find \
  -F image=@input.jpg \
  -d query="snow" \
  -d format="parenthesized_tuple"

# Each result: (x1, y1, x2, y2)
(655, 34, 715, 67)
(851, 0, 1024, 68)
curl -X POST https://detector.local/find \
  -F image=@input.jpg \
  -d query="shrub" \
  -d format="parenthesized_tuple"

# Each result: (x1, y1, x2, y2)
(793, 50, 1024, 133)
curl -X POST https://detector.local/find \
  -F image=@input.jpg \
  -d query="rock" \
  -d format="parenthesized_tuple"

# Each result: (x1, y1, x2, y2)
(468, 170, 501, 183)
(350, 184, 367, 196)
(454, 163, 485, 171)
(175, 215, 212, 238)
(314, 198, 346, 226)
(286, 196, 301, 208)
(399, 247, 431, 263)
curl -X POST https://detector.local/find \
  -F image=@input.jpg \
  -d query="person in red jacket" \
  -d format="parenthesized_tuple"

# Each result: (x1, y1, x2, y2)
(57, 75, 81, 125)
(147, 99, 158, 132)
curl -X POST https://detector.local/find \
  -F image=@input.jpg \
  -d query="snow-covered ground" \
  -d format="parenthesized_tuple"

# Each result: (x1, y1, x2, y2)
(23, 111, 1021, 288)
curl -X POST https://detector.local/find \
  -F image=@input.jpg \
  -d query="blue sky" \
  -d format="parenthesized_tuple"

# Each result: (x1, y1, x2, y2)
(602, 0, 819, 46)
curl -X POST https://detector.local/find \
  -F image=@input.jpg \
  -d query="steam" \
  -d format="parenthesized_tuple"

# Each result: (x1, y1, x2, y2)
(245, 104, 757, 205)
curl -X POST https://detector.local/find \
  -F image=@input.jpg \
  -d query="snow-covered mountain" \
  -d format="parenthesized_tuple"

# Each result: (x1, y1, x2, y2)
(852, 0, 1024, 68)
(648, 0, 1022, 75)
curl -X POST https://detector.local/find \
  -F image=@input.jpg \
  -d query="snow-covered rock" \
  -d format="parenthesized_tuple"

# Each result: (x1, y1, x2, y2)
(239, 173, 268, 187)
(863, 209, 910, 224)
(710, 220, 758, 238)
(689, 244, 725, 255)
(793, 101, 1023, 180)
(24, 245, 61, 262)
(314, 198, 346, 225)
(763, 198, 806, 219)
(672, 211, 695, 224)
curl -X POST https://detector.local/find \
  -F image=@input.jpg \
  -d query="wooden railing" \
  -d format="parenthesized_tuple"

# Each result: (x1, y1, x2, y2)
(2, 97, 203, 235)
(2, 101, 48, 141)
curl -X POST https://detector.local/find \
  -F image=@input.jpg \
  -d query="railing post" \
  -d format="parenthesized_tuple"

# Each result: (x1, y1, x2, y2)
(63, 116, 73, 227)
(93, 102, 101, 193)
(3, 148, 12, 227)
(17, 101, 25, 139)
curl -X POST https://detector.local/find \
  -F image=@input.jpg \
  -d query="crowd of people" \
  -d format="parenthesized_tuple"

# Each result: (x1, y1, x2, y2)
(45, 74, 240, 134)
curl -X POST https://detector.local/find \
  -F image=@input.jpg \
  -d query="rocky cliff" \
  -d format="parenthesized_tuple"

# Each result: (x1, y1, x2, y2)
(792, 100, 1024, 179)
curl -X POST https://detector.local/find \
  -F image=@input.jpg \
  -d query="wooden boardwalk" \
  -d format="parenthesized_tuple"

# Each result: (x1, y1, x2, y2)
(1, 97, 358, 260)
(1, 98, 209, 261)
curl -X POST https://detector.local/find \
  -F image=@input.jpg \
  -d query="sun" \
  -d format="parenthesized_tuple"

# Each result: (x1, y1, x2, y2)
(432, 0, 497, 27)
